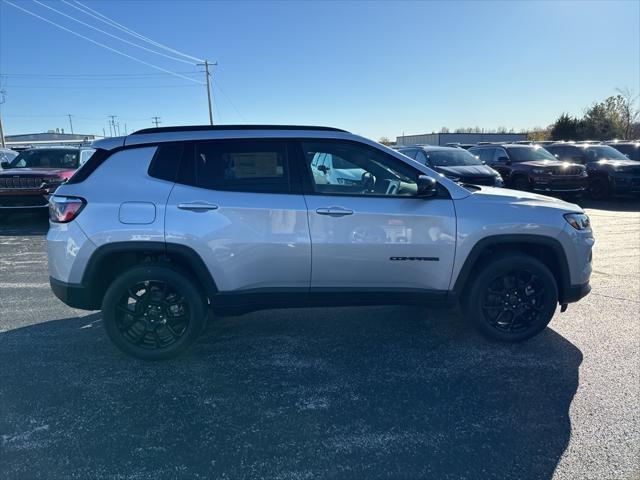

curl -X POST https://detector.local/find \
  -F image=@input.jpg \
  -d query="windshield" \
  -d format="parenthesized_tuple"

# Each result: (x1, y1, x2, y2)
(584, 145, 630, 161)
(8, 149, 80, 169)
(0, 149, 18, 163)
(505, 146, 557, 162)
(425, 149, 483, 167)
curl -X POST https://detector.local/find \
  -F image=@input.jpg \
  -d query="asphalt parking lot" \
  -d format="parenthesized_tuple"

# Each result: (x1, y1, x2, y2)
(1, 200, 639, 480)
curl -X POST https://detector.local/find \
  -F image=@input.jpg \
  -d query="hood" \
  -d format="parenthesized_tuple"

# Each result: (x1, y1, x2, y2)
(434, 164, 497, 177)
(466, 185, 582, 212)
(589, 159, 640, 170)
(0, 167, 74, 178)
(519, 160, 576, 168)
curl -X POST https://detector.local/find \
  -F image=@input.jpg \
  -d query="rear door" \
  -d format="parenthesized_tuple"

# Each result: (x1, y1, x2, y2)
(165, 139, 311, 292)
(298, 139, 456, 292)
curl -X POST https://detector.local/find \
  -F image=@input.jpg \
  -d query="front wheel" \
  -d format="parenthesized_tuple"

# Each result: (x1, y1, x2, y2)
(589, 177, 610, 200)
(511, 176, 531, 192)
(102, 264, 207, 360)
(465, 254, 558, 342)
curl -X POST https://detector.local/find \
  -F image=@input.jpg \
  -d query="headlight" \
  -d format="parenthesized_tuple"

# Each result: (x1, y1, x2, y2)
(564, 213, 590, 230)
(532, 168, 550, 174)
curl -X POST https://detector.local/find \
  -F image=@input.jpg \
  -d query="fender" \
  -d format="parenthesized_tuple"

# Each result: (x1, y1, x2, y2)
(81, 241, 218, 302)
(451, 234, 571, 303)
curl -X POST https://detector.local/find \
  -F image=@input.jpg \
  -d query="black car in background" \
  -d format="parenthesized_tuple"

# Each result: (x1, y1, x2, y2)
(468, 144, 587, 194)
(398, 145, 503, 186)
(608, 142, 640, 161)
(546, 143, 640, 199)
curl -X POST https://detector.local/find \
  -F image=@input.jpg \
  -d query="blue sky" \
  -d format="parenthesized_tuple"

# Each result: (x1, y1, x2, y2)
(0, 0, 638, 140)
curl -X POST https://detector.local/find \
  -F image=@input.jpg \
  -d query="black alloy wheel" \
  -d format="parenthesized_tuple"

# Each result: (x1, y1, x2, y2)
(102, 265, 206, 360)
(481, 269, 546, 334)
(589, 177, 610, 200)
(115, 280, 190, 350)
(465, 254, 558, 342)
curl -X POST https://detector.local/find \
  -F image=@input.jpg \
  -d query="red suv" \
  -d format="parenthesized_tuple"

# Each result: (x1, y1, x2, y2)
(0, 146, 94, 217)
(468, 144, 588, 195)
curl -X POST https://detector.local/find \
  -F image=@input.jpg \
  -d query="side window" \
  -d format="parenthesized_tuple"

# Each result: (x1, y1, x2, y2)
(569, 147, 586, 163)
(302, 140, 419, 197)
(415, 150, 428, 164)
(194, 140, 290, 193)
(493, 148, 509, 163)
(400, 149, 418, 160)
(473, 148, 494, 164)
(148, 143, 184, 182)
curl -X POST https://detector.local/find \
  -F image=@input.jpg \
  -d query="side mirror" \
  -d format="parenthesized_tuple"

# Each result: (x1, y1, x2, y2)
(0, 161, 9, 169)
(417, 175, 437, 197)
(317, 165, 329, 174)
(498, 156, 511, 164)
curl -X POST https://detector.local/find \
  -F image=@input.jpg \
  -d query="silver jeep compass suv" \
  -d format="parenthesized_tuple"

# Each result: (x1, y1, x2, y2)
(47, 125, 593, 359)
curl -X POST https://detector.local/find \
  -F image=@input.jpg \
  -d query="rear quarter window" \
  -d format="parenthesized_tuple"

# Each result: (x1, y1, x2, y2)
(148, 143, 184, 182)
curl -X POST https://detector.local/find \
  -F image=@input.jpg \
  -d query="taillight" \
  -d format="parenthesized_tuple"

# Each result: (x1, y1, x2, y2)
(49, 196, 86, 223)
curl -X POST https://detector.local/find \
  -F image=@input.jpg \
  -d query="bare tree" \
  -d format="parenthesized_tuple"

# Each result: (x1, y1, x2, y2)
(615, 87, 640, 139)
(378, 136, 393, 146)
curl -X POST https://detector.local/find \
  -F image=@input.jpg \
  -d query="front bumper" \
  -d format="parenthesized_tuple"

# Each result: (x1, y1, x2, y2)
(531, 176, 588, 193)
(562, 282, 591, 303)
(0, 189, 51, 209)
(611, 176, 640, 194)
(50, 277, 98, 310)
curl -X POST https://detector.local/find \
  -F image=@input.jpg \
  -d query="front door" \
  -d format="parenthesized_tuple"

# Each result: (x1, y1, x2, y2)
(298, 140, 456, 292)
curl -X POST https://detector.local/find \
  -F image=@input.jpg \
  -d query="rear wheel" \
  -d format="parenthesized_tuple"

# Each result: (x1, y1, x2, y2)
(102, 264, 207, 360)
(465, 254, 558, 342)
(589, 177, 610, 200)
(511, 176, 530, 191)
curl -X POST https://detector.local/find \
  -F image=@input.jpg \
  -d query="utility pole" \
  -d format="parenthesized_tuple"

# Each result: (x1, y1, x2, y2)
(115, 122, 120, 136)
(0, 88, 6, 148)
(108, 115, 117, 137)
(151, 116, 161, 128)
(102, 127, 106, 138)
(124, 123, 127, 135)
(197, 60, 216, 125)
(67, 114, 74, 134)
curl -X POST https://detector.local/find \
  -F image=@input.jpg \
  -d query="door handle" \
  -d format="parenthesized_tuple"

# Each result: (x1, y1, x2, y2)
(177, 202, 219, 212)
(316, 206, 354, 217)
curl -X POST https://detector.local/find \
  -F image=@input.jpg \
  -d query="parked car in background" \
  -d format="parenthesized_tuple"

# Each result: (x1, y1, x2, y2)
(46, 125, 593, 359)
(398, 145, 503, 186)
(468, 144, 588, 194)
(0, 146, 94, 216)
(0, 148, 18, 168)
(545, 143, 640, 199)
(445, 143, 476, 150)
(607, 141, 640, 161)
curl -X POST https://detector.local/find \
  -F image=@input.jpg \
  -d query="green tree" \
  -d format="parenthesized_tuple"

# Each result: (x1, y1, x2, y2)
(549, 113, 581, 141)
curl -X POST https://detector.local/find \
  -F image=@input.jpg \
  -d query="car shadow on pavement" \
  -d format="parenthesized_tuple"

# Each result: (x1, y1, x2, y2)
(0, 307, 582, 480)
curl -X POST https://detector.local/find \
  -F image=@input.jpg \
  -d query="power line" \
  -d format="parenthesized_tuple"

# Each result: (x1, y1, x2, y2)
(1, 72, 201, 78)
(32, 0, 194, 65)
(3, 0, 204, 85)
(65, 0, 204, 63)
(6, 84, 202, 89)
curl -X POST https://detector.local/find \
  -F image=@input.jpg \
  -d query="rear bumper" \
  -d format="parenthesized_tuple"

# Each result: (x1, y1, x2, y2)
(562, 282, 591, 304)
(50, 277, 98, 310)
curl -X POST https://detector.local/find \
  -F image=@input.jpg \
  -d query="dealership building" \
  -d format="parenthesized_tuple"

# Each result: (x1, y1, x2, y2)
(395, 132, 528, 146)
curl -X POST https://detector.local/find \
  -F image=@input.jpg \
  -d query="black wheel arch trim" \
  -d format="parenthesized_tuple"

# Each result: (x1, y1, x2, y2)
(451, 234, 575, 304)
(80, 241, 218, 308)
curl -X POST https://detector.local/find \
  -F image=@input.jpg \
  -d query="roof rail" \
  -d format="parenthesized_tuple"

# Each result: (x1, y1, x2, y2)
(131, 125, 349, 135)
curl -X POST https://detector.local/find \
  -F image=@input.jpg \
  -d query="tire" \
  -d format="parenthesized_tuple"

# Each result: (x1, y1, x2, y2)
(102, 264, 207, 360)
(511, 176, 530, 192)
(589, 177, 610, 200)
(464, 254, 558, 342)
